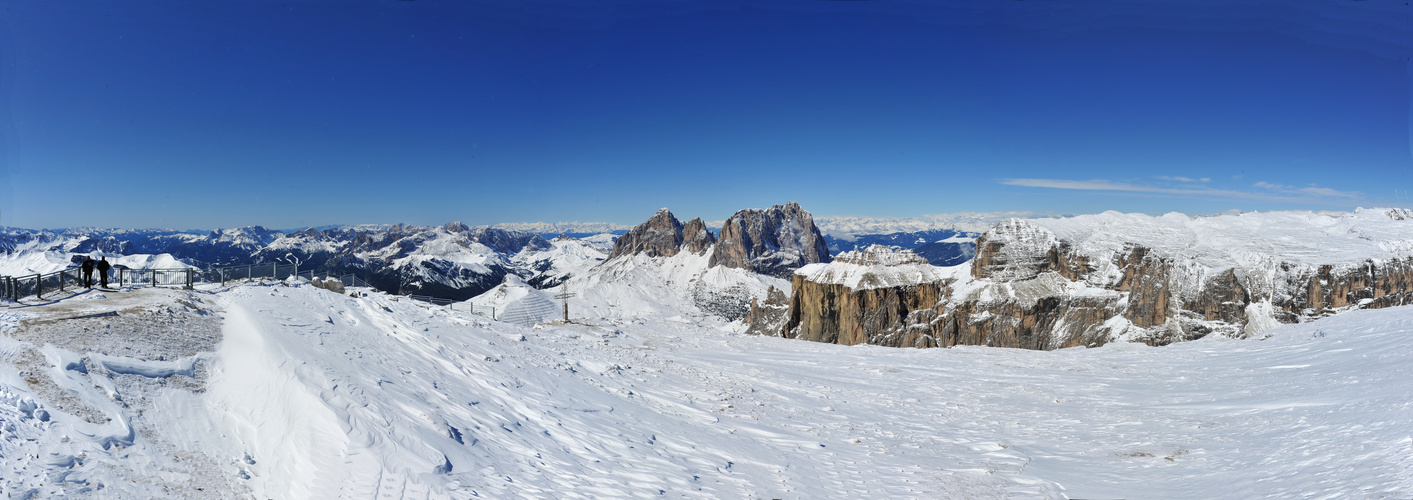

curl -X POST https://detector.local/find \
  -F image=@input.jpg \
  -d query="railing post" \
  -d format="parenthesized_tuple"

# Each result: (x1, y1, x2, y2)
(220, 268, 226, 286)
(35, 274, 42, 299)
(186, 269, 193, 289)
(272, 262, 277, 280)
(152, 270, 156, 287)
(119, 268, 124, 287)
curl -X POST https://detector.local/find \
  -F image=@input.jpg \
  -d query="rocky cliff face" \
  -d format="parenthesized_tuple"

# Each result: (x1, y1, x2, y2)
(682, 217, 716, 255)
(769, 246, 944, 345)
(603, 210, 725, 261)
(744, 286, 790, 336)
(709, 201, 831, 279)
(607, 209, 686, 260)
(773, 210, 1413, 350)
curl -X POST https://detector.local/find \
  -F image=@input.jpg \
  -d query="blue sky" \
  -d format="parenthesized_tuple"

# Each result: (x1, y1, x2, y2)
(1, 0, 1410, 230)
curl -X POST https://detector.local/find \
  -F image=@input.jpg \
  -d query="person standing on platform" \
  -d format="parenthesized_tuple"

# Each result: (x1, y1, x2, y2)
(81, 256, 96, 288)
(96, 257, 112, 289)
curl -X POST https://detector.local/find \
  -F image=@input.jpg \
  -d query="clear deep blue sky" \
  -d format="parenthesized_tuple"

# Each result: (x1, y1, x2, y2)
(2, 0, 1410, 230)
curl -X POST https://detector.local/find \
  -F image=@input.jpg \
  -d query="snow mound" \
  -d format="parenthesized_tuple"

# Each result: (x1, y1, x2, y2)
(468, 276, 562, 326)
(796, 245, 945, 290)
(113, 253, 194, 270)
(567, 250, 787, 321)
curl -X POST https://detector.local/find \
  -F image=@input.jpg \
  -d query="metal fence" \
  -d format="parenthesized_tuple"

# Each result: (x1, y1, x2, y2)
(1, 266, 196, 301)
(0, 263, 371, 302)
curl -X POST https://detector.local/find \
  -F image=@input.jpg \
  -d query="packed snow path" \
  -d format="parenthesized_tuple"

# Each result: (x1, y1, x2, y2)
(1, 283, 1412, 498)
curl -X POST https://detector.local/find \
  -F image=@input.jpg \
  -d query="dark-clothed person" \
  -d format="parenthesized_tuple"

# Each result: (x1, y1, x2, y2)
(81, 257, 96, 288)
(96, 257, 111, 289)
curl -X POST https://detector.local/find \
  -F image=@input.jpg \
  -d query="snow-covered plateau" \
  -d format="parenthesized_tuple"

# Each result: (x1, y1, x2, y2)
(1, 280, 1411, 498)
(774, 208, 1413, 350)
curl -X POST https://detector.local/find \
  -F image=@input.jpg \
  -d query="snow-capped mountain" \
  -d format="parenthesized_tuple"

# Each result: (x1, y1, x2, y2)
(822, 228, 978, 266)
(539, 205, 807, 321)
(709, 201, 831, 278)
(0, 224, 610, 301)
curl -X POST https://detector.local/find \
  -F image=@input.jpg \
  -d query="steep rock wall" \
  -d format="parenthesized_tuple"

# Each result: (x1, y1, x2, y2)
(710, 201, 830, 279)
(783, 274, 943, 346)
(607, 209, 686, 259)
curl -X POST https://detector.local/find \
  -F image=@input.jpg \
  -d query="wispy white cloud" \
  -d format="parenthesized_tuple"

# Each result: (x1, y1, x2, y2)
(1156, 176, 1210, 183)
(1001, 177, 1361, 204)
(1253, 181, 1360, 198)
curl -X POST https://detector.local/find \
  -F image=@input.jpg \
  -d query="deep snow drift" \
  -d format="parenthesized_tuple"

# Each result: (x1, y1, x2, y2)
(1, 281, 1411, 498)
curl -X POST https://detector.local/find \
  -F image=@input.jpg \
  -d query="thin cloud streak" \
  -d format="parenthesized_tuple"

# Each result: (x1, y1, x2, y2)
(1002, 178, 1361, 204)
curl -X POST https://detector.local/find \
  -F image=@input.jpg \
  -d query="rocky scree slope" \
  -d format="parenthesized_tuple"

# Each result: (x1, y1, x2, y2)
(757, 209, 1413, 349)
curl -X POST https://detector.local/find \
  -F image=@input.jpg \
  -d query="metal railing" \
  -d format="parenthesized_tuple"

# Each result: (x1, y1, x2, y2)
(1, 262, 498, 321)
(1, 266, 196, 301)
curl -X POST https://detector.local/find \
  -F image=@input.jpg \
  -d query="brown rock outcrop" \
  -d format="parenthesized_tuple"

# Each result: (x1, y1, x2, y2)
(778, 247, 944, 346)
(1287, 259, 1413, 314)
(682, 217, 716, 255)
(744, 286, 790, 336)
(607, 208, 685, 259)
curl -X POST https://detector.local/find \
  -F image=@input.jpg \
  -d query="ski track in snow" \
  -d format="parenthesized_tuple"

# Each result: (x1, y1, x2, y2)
(0, 282, 1412, 498)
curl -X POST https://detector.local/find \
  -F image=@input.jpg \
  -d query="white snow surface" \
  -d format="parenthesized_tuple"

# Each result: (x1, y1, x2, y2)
(1026, 208, 1413, 272)
(561, 251, 788, 320)
(3, 284, 1413, 498)
(796, 245, 947, 291)
(111, 253, 195, 270)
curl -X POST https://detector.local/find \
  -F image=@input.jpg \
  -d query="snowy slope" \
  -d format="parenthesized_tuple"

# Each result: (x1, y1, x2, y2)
(3, 283, 1412, 498)
(796, 245, 946, 291)
(562, 251, 789, 321)
(510, 237, 607, 289)
(465, 275, 561, 326)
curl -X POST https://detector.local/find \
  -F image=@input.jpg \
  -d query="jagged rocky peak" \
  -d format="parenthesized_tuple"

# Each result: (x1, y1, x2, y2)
(608, 208, 686, 259)
(971, 218, 1065, 281)
(709, 201, 831, 279)
(468, 227, 552, 254)
(681, 217, 716, 255)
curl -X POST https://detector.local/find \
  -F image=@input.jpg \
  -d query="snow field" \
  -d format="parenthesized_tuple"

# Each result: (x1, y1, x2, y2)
(199, 285, 1413, 498)
(1, 282, 1411, 498)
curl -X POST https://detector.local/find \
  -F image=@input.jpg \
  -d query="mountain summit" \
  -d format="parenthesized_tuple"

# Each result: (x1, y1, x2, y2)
(709, 201, 831, 279)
